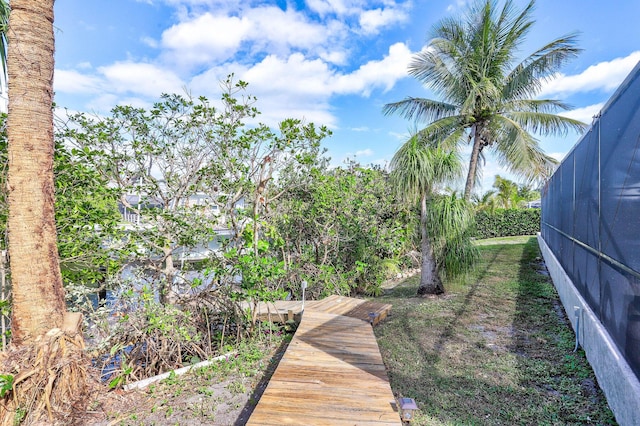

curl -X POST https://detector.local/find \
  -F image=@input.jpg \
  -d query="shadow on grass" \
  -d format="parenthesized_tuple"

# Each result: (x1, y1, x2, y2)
(375, 237, 616, 425)
(510, 238, 617, 425)
(375, 247, 508, 423)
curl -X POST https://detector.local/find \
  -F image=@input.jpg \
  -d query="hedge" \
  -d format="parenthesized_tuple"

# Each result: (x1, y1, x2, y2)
(474, 208, 540, 239)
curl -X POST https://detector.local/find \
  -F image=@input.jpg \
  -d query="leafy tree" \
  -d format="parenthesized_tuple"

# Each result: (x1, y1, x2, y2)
(276, 163, 413, 297)
(472, 189, 498, 212)
(62, 79, 329, 308)
(424, 192, 478, 281)
(384, 0, 586, 200)
(0, 115, 122, 286)
(390, 134, 465, 295)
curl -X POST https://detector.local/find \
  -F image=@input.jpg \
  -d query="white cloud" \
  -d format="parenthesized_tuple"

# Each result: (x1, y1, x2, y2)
(161, 13, 252, 64)
(559, 102, 604, 124)
(539, 51, 640, 97)
(159, 6, 345, 70)
(84, 93, 120, 112)
(141, 36, 159, 49)
(241, 53, 334, 98)
(446, 0, 469, 13)
(306, 0, 349, 16)
(55, 69, 103, 94)
(333, 42, 412, 95)
(358, 7, 408, 35)
(188, 43, 411, 127)
(320, 50, 349, 66)
(388, 130, 409, 141)
(548, 152, 567, 162)
(98, 62, 185, 97)
(53, 1, 415, 125)
(245, 6, 338, 53)
(355, 148, 374, 156)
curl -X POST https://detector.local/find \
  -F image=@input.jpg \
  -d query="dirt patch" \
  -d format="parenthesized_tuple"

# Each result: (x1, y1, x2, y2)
(83, 337, 289, 425)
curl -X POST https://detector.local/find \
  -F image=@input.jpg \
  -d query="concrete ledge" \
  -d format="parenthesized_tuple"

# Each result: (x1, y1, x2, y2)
(123, 352, 235, 391)
(538, 234, 640, 426)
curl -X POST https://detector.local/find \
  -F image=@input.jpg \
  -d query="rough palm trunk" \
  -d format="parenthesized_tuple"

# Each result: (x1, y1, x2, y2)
(7, 0, 65, 344)
(416, 193, 443, 295)
(464, 124, 483, 201)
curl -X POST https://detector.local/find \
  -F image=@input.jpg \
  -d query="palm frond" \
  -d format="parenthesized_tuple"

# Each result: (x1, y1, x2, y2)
(503, 98, 574, 113)
(425, 193, 478, 277)
(491, 114, 557, 180)
(504, 32, 582, 99)
(390, 134, 462, 203)
(382, 97, 457, 123)
(506, 110, 587, 136)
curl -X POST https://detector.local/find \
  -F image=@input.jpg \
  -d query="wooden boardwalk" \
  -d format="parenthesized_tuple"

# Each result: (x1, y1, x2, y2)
(245, 294, 392, 326)
(247, 297, 400, 425)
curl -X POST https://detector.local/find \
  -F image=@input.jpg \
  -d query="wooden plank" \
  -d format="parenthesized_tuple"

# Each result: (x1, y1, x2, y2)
(243, 294, 393, 326)
(247, 310, 400, 425)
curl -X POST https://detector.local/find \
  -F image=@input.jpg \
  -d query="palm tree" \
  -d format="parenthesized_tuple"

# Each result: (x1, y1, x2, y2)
(472, 189, 498, 212)
(492, 174, 520, 208)
(1, 2, 89, 424)
(390, 134, 461, 295)
(384, 0, 587, 201)
(7, 0, 65, 344)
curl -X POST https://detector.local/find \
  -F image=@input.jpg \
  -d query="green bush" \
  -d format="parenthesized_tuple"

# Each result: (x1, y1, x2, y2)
(474, 208, 540, 239)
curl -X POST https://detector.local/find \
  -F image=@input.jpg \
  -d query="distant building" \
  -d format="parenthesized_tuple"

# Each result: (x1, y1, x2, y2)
(526, 199, 541, 208)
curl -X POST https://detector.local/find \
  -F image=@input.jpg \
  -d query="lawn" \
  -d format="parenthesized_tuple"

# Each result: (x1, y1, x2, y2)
(375, 236, 616, 425)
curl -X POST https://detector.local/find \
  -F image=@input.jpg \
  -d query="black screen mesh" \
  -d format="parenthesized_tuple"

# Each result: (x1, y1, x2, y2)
(541, 62, 640, 382)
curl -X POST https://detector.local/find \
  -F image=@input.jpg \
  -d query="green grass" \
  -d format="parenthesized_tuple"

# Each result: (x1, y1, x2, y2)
(376, 237, 617, 425)
(473, 235, 536, 245)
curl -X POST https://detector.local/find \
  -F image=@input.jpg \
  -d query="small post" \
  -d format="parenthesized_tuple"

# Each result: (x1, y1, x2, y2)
(301, 280, 308, 313)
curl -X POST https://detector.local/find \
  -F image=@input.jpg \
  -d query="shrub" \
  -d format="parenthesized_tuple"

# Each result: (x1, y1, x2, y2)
(474, 208, 540, 239)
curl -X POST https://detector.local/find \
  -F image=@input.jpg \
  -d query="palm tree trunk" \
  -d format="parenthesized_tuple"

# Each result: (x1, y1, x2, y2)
(7, 0, 66, 345)
(464, 124, 483, 201)
(416, 193, 443, 295)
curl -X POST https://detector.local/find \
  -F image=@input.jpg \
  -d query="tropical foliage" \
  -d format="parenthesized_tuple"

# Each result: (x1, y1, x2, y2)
(384, 0, 586, 200)
(30, 80, 418, 384)
(390, 135, 476, 295)
(475, 208, 541, 238)
(277, 162, 415, 298)
(473, 174, 540, 210)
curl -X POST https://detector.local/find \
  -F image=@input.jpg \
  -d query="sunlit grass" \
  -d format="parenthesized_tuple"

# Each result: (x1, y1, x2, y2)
(376, 237, 616, 425)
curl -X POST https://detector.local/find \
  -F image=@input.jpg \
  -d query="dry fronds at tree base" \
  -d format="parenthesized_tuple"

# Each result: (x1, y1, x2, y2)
(0, 327, 94, 426)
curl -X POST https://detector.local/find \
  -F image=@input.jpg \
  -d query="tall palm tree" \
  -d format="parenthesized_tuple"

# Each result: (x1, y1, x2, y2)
(390, 134, 461, 295)
(7, 0, 65, 343)
(384, 0, 587, 200)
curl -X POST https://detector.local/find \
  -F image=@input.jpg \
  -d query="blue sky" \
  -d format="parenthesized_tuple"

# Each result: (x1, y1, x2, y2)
(49, 0, 640, 194)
